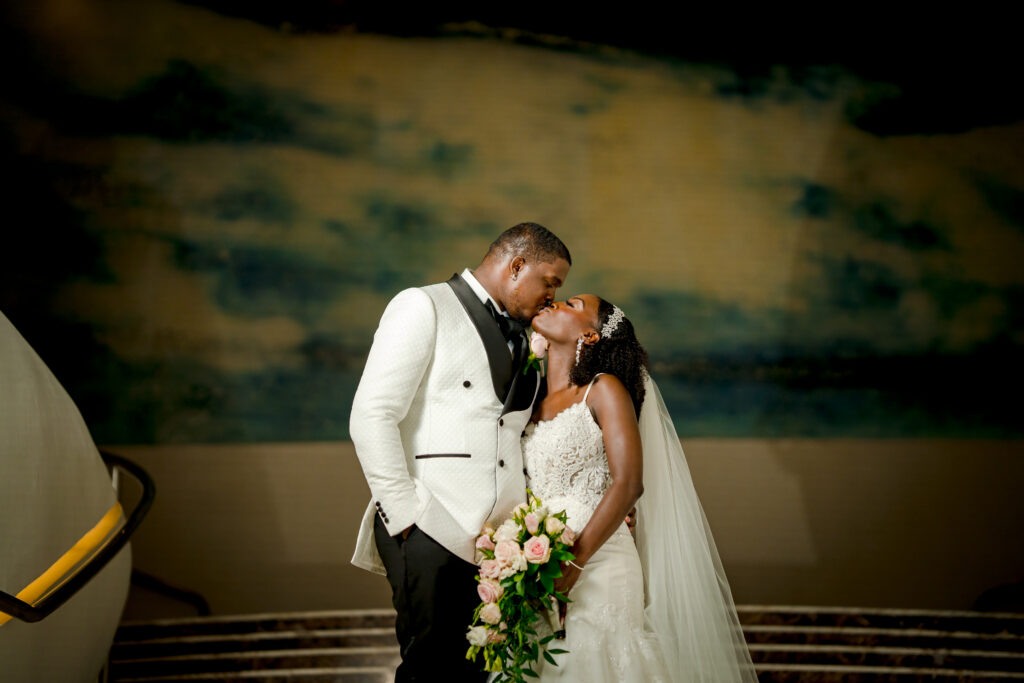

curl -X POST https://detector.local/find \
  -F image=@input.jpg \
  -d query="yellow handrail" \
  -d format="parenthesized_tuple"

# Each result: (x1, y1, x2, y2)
(0, 502, 124, 626)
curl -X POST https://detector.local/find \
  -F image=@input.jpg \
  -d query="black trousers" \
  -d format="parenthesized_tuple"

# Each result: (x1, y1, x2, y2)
(373, 513, 488, 682)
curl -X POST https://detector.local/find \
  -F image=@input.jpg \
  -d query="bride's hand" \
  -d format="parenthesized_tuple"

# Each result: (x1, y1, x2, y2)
(554, 560, 582, 597)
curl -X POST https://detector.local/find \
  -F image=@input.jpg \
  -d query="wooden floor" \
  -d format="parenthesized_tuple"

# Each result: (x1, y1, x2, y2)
(108, 606, 1024, 682)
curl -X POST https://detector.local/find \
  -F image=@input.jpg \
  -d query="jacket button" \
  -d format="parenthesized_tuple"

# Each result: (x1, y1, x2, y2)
(375, 501, 381, 508)
(499, 418, 504, 426)
(499, 459, 505, 467)
(523, 468, 528, 476)
(521, 430, 526, 437)
(463, 380, 471, 387)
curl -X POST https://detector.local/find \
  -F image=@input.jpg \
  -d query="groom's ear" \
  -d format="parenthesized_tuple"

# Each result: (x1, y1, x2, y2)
(508, 255, 526, 280)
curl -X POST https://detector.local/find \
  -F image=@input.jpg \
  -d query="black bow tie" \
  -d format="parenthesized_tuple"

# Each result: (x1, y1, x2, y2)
(486, 300, 525, 343)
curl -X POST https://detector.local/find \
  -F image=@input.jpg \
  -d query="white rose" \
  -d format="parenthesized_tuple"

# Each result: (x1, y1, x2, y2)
(494, 519, 520, 543)
(532, 505, 548, 520)
(466, 625, 489, 647)
(545, 516, 565, 535)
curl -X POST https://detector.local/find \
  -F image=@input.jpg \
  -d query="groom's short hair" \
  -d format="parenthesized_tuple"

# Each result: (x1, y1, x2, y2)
(486, 222, 572, 266)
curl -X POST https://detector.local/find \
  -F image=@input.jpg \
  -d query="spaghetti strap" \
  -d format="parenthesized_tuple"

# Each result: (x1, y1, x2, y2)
(582, 372, 606, 403)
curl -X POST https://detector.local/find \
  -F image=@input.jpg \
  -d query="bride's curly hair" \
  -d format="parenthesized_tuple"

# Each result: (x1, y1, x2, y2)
(568, 298, 649, 417)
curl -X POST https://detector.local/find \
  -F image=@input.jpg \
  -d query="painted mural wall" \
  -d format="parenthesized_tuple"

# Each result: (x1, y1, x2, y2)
(2, 1, 1022, 442)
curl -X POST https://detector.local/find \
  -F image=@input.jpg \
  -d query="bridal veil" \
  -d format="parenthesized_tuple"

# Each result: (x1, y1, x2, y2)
(634, 370, 759, 683)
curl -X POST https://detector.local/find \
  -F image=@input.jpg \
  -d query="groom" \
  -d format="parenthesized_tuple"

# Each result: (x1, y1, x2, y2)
(350, 223, 571, 681)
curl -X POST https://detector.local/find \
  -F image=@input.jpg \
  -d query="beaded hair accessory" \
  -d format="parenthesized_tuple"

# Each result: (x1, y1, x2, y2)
(576, 305, 627, 365)
(600, 305, 626, 338)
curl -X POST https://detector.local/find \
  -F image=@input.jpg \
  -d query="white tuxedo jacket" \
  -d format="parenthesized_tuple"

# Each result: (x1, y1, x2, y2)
(350, 273, 541, 574)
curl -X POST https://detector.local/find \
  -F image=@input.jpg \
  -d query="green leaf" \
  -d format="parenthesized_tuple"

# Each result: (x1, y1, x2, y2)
(548, 648, 569, 654)
(543, 650, 558, 666)
(522, 668, 540, 678)
(543, 562, 562, 578)
(539, 634, 555, 644)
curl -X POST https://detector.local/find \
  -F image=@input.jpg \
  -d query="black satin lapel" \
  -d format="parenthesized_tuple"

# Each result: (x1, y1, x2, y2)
(502, 343, 540, 416)
(446, 273, 511, 402)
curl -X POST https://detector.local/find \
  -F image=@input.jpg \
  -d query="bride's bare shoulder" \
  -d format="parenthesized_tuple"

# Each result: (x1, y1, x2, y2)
(585, 373, 631, 411)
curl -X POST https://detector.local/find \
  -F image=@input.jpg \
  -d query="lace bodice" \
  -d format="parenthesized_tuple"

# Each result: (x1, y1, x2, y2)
(522, 377, 611, 532)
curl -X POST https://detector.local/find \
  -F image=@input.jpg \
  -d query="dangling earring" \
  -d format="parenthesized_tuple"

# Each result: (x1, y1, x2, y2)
(575, 337, 584, 365)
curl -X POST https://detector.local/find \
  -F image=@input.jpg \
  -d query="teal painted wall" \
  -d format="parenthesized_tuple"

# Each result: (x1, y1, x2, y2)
(2, 1, 1022, 442)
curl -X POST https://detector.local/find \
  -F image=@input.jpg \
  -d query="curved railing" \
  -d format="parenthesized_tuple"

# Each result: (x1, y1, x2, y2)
(0, 451, 155, 624)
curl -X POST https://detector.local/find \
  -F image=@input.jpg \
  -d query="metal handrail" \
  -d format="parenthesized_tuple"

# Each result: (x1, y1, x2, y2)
(0, 451, 155, 623)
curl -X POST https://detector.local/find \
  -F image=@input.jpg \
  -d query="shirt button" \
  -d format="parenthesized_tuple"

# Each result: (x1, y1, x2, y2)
(499, 460, 505, 467)
(463, 380, 471, 387)
(523, 468, 528, 475)
(499, 418, 504, 426)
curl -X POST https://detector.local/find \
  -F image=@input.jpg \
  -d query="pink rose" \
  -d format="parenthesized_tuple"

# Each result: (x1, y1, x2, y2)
(487, 627, 507, 643)
(477, 578, 504, 603)
(480, 602, 501, 625)
(522, 534, 551, 564)
(476, 534, 495, 551)
(559, 525, 576, 546)
(494, 540, 521, 565)
(479, 559, 502, 579)
(524, 512, 540, 534)
(530, 333, 548, 358)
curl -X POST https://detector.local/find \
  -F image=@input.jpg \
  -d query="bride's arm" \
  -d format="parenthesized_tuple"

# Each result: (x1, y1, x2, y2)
(553, 374, 644, 594)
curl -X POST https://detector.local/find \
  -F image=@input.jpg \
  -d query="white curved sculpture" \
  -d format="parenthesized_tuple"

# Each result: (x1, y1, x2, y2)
(0, 311, 131, 681)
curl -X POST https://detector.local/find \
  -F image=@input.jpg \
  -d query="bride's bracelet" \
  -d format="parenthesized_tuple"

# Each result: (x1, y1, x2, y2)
(567, 560, 585, 571)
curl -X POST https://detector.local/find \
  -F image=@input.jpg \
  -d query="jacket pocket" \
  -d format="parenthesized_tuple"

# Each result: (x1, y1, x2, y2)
(414, 453, 471, 459)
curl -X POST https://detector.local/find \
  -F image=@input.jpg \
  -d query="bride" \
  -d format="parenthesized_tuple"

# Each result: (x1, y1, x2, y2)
(521, 295, 758, 682)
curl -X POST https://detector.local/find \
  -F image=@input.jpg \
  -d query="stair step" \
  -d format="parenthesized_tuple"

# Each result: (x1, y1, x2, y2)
(749, 643, 1024, 671)
(754, 663, 1024, 682)
(738, 605, 1024, 636)
(112, 628, 397, 660)
(116, 609, 397, 642)
(744, 624, 1024, 650)
(112, 667, 393, 682)
(109, 647, 400, 680)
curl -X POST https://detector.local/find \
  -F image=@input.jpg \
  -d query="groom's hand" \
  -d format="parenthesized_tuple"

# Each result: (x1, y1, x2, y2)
(400, 525, 413, 541)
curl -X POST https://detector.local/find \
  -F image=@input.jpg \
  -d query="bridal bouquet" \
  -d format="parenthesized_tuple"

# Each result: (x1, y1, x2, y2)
(465, 491, 576, 681)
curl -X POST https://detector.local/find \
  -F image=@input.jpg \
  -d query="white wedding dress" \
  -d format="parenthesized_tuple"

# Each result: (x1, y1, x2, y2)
(519, 372, 759, 683)
(521, 376, 672, 681)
